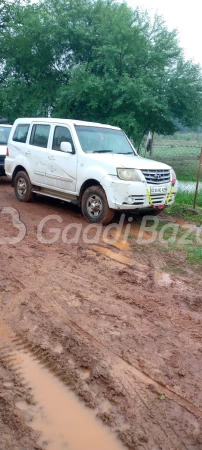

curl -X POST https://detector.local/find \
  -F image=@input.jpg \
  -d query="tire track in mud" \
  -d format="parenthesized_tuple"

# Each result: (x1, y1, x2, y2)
(1, 242, 198, 425)
(17, 287, 202, 424)
(0, 316, 198, 450)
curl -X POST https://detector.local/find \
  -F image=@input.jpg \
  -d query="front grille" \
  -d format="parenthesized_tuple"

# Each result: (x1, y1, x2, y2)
(141, 169, 171, 184)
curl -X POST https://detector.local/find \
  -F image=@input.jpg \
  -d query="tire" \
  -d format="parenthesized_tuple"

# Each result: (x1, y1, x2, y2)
(81, 186, 115, 225)
(14, 171, 33, 202)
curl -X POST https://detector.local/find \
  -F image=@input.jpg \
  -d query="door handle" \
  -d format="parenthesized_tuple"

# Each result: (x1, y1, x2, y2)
(25, 151, 31, 155)
(48, 156, 55, 160)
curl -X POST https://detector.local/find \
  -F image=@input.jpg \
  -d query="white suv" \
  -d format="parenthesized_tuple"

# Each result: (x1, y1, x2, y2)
(0, 124, 12, 176)
(5, 118, 178, 224)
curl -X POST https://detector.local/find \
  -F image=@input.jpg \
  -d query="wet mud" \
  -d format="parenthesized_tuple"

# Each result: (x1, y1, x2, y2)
(0, 179, 202, 450)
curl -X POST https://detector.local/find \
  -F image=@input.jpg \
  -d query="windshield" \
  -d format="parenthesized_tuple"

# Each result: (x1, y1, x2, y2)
(0, 126, 12, 145)
(75, 125, 136, 155)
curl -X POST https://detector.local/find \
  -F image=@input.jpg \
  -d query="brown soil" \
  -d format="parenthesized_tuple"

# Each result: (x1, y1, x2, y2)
(0, 177, 202, 450)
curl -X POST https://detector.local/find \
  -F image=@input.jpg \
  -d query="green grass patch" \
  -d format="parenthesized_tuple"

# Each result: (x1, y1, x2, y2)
(186, 246, 202, 264)
(130, 215, 202, 267)
(166, 204, 202, 226)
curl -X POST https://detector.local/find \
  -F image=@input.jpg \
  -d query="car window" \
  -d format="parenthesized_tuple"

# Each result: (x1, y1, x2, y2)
(0, 126, 12, 145)
(52, 126, 74, 151)
(30, 124, 50, 148)
(13, 124, 29, 144)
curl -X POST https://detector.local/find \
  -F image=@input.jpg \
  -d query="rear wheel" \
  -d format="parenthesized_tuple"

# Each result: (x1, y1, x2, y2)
(14, 171, 33, 202)
(81, 186, 115, 225)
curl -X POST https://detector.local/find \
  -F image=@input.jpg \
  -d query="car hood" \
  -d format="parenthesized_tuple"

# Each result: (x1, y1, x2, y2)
(88, 153, 171, 171)
(0, 145, 7, 156)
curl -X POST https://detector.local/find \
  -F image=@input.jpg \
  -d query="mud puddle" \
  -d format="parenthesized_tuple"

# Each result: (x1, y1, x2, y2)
(13, 350, 126, 450)
(90, 244, 147, 270)
(155, 271, 172, 285)
(90, 244, 173, 286)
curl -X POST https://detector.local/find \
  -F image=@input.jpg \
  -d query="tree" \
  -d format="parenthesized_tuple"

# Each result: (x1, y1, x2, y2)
(1, 0, 202, 146)
(0, 0, 61, 120)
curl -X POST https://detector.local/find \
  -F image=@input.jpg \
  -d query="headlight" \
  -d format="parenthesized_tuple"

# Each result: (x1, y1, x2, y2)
(171, 168, 177, 182)
(117, 168, 141, 181)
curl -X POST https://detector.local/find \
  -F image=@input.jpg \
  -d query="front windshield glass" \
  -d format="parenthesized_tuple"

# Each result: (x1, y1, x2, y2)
(0, 126, 12, 145)
(75, 125, 136, 155)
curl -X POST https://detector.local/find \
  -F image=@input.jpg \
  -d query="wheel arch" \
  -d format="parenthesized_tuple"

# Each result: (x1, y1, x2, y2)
(78, 179, 101, 205)
(12, 165, 27, 187)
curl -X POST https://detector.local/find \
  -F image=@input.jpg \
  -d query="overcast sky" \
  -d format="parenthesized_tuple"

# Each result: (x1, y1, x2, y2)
(125, 0, 202, 66)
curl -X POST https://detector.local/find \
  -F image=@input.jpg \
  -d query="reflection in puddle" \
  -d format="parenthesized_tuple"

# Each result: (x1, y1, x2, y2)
(99, 399, 112, 414)
(3, 381, 13, 388)
(15, 351, 126, 450)
(54, 344, 63, 354)
(16, 400, 30, 411)
(155, 272, 172, 286)
(79, 368, 90, 380)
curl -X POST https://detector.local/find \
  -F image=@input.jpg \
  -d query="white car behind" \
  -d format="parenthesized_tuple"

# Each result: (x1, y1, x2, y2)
(0, 124, 12, 176)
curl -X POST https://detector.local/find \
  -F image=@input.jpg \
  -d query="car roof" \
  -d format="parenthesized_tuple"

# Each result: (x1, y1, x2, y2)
(0, 124, 12, 127)
(13, 118, 121, 130)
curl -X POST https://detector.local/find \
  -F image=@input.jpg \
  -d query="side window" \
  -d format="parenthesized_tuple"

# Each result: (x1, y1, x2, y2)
(52, 126, 74, 152)
(30, 124, 50, 148)
(13, 124, 30, 143)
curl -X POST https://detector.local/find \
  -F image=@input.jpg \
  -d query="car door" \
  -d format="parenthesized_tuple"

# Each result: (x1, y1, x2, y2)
(45, 125, 77, 192)
(27, 123, 51, 185)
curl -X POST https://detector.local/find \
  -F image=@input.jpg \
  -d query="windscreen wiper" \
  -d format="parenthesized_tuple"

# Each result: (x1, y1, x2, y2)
(118, 152, 134, 155)
(93, 150, 113, 153)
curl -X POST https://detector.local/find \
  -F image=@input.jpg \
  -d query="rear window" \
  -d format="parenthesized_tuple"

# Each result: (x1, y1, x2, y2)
(30, 124, 50, 148)
(0, 126, 12, 145)
(13, 124, 30, 143)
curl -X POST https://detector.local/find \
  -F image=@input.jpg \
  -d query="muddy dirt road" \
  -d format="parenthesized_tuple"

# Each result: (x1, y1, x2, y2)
(0, 177, 202, 450)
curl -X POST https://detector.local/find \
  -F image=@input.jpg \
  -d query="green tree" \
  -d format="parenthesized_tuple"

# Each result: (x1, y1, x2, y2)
(1, 0, 202, 146)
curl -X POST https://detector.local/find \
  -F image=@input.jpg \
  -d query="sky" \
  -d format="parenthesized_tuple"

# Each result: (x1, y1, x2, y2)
(125, 0, 202, 66)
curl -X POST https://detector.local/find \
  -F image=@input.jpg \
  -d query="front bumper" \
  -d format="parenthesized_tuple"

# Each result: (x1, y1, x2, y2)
(102, 176, 178, 210)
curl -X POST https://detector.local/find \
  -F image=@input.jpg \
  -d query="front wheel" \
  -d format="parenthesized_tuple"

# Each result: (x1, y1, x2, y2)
(81, 186, 115, 225)
(14, 171, 33, 202)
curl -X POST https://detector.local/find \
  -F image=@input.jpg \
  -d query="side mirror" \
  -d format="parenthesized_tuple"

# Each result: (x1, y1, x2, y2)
(60, 141, 73, 153)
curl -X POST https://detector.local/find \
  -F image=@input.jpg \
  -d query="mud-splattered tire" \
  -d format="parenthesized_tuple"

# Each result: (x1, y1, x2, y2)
(81, 186, 115, 225)
(14, 171, 33, 202)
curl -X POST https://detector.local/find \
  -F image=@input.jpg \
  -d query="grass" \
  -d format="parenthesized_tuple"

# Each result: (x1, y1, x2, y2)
(150, 146, 202, 182)
(129, 216, 202, 266)
(187, 246, 202, 264)
(166, 191, 202, 225)
(153, 220, 202, 265)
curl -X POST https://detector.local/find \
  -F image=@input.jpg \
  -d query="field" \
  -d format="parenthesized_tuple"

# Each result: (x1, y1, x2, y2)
(150, 145, 201, 182)
(139, 132, 202, 209)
